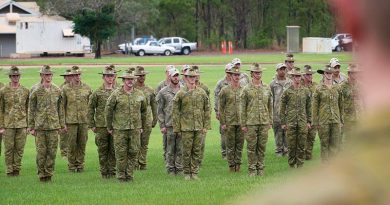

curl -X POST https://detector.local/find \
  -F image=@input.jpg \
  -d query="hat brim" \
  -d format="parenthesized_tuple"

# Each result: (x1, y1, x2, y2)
(247, 69, 266, 72)
(226, 71, 241, 74)
(303, 71, 315, 75)
(317, 70, 334, 74)
(181, 73, 200, 77)
(134, 71, 150, 76)
(118, 76, 139, 79)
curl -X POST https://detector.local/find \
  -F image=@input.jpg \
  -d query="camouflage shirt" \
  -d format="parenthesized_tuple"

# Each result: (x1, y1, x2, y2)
(135, 84, 157, 128)
(197, 81, 210, 98)
(87, 85, 116, 128)
(62, 82, 92, 124)
(214, 78, 230, 113)
(172, 86, 211, 132)
(28, 84, 65, 130)
(105, 87, 147, 130)
(280, 86, 312, 126)
(218, 84, 243, 126)
(240, 82, 273, 126)
(312, 84, 344, 126)
(270, 78, 292, 123)
(340, 81, 363, 123)
(303, 81, 318, 96)
(155, 80, 170, 93)
(333, 73, 348, 84)
(0, 84, 29, 128)
(156, 85, 181, 128)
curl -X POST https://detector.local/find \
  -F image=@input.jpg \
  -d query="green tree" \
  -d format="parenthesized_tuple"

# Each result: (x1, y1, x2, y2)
(73, 4, 117, 59)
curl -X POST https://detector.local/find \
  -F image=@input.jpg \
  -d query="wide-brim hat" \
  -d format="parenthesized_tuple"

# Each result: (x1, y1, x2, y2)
(134, 66, 150, 76)
(39, 65, 53, 74)
(8, 66, 21, 75)
(191, 65, 203, 74)
(285, 53, 295, 62)
(227, 67, 241, 74)
(98, 65, 120, 75)
(60, 69, 72, 76)
(303, 65, 315, 75)
(181, 68, 199, 77)
(288, 67, 303, 76)
(70, 65, 82, 75)
(232, 58, 242, 65)
(118, 68, 139, 79)
(247, 63, 266, 72)
(347, 64, 361, 73)
(317, 65, 335, 74)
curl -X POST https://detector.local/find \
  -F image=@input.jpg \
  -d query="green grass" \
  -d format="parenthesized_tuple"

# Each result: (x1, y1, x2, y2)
(0, 53, 348, 205)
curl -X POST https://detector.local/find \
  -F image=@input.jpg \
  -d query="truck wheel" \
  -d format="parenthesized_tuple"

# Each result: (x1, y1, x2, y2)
(182, 47, 190, 55)
(138, 50, 145, 56)
(335, 46, 342, 52)
(164, 50, 172, 56)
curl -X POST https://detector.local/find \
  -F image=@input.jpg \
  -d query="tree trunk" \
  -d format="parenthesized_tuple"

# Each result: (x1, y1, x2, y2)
(95, 40, 102, 59)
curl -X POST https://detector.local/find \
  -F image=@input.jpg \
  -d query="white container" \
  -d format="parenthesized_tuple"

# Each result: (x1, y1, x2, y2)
(302, 37, 332, 54)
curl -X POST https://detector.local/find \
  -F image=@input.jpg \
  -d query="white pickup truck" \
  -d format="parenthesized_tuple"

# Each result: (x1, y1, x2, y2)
(158, 37, 197, 55)
(130, 41, 176, 56)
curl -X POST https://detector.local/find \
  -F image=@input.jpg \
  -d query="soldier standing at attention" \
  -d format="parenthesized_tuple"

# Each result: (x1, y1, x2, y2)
(313, 65, 344, 162)
(173, 68, 210, 180)
(157, 68, 183, 175)
(180, 65, 190, 85)
(340, 64, 363, 142)
(330, 59, 347, 84)
(28, 65, 65, 182)
(240, 63, 273, 176)
(219, 66, 244, 172)
(156, 65, 176, 163)
(232, 58, 250, 86)
(0, 66, 29, 176)
(87, 66, 118, 178)
(62, 66, 92, 172)
(302, 65, 318, 160)
(105, 68, 147, 182)
(280, 68, 312, 168)
(214, 63, 233, 159)
(58, 69, 73, 158)
(270, 63, 292, 156)
(134, 66, 157, 170)
(285, 54, 295, 73)
(192, 65, 210, 166)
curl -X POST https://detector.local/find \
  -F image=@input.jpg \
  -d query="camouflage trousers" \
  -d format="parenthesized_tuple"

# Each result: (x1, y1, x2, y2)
(273, 122, 288, 154)
(166, 127, 183, 173)
(0, 134, 2, 156)
(318, 123, 341, 162)
(3, 128, 27, 174)
(137, 127, 152, 169)
(181, 131, 202, 175)
(59, 132, 68, 157)
(286, 124, 308, 167)
(113, 129, 140, 180)
(162, 133, 167, 163)
(35, 130, 59, 178)
(199, 132, 206, 165)
(95, 128, 116, 176)
(342, 121, 356, 145)
(67, 123, 88, 171)
(305, 127, 317, 160)
(219, 124, 226, 158)
(245, 125, 269, 173)
(225, 125, 244, 167)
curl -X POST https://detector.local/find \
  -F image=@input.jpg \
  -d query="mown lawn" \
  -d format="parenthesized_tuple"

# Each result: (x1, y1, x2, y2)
(0, 53, 349, 205)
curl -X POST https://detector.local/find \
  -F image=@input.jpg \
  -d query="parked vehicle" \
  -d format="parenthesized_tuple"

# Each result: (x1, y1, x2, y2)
(130, 41, 175, 56)
(331, 33, 353, 52)
(158, 37, 197, 55)
(118, 36, 156, 54)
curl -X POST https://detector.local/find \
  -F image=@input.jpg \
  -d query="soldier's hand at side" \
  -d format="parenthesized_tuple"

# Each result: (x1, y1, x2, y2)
(0, 128, 5, 134)
(107, 129, 113, 135)
(281, 125, 287, 130)
(216, 112, 220, 120)
(307, 123, 312, 129)
(221, 124, 227, 130)
(241, 126, 248, 133)
(202, 128, 207, 134)
(91, 127, 97, 133)
(140, 129, 143, 133)
(268, 124, 272, 130)
(63, 125, 68, 133)
(160, 127, 167, 134)
(29, 129, 36, 136)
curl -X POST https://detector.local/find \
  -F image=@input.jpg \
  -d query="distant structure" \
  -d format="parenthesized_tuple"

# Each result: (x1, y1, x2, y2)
(0, 0, 91, 58)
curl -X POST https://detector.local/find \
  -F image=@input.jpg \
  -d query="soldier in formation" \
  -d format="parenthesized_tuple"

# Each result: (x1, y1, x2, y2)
(58, 69, 72, 158)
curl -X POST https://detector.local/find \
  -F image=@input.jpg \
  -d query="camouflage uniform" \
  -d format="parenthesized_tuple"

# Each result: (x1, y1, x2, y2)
(29, 83, 65, 180)
(340, 81, 362, 141)
(135, 84, 157, 170)
(58, 81, 70, 158)
(219, 84, 244, 171)
(0, 83, 29, 175)
(214, 77, 230, 158)
(156, 80, 170, 162)
(105, 86, 147, 181)
(173, 85, 210, 178)
(0, 82, 3, 156)
(62, 81, 92, 171)
(312, 84, 343, 162)
(280, 85, 312, 167)
(88, 85, 117, 177)
(157, 85, 183, 174)
(240, 82, 273, 175)
(270, 78, 292, 155)
(196, 81, 210, 165)
(303, 81, 318, 160)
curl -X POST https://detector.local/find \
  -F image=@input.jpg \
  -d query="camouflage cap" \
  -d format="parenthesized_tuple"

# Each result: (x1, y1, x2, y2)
(39, 65, 53, 74)
(287, 67, 303, 76)
(347, 64, 361, 73)
(165, 65, 175, 72)
(317, 65, 335, 74)
(8, 66, 21, 75)
(276, 63, 287, 70)
(134, 66, 150, 76)
(232, 58, 242, 65)
(330, 60, 341, 68)
(119, 67, 139, 79)
(329, 57, 339, 64)
(181, 65, 191, 74)
(247, 63, 265, 72)
(60, 69, 72, 76)
(303, 65, 315, 75)
(227, 66, 241, 74)
(98, 65, 119, 75)
(168, 68, 180, 77)
(225, 63, 234, 72)
(71, 65, 82, 75)
(182, 68, 200, 77)
(285, 53, 295, 62)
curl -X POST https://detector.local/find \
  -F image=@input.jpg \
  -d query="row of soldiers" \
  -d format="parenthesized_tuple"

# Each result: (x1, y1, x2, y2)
(0, 54, 361, 182)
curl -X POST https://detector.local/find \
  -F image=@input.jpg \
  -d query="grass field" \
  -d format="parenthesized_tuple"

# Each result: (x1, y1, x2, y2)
(0, 53, 351, 205)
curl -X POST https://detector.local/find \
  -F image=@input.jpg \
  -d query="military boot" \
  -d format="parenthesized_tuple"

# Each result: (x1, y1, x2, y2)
(235, 165, 241, 172)
(229, 166, 235, 172)
(184, 174, 191, 181)
(257, 169, 264, 176)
